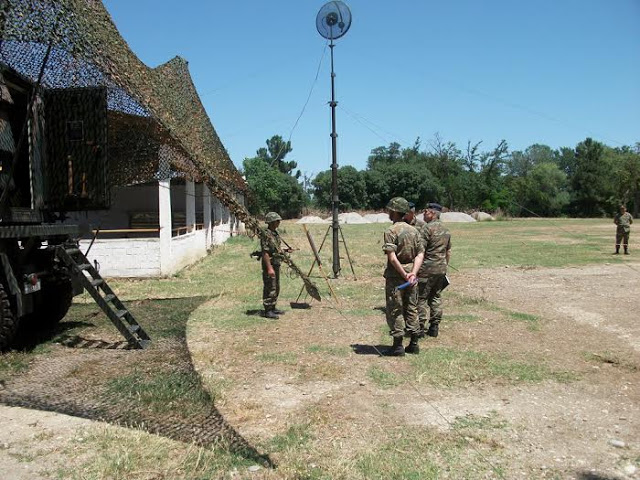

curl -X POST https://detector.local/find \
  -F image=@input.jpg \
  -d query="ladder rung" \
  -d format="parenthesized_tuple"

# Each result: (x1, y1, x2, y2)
(128, 324, 140, 334)
(115, 309, 128, 318)
(103, 294, 115, 303)
(78, 263, 92, 271)
(90, 279, 103, 287)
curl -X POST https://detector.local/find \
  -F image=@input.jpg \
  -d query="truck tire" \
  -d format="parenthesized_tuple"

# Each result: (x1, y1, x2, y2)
(38, 278, 73, 327)
(0, 282, 18, 351)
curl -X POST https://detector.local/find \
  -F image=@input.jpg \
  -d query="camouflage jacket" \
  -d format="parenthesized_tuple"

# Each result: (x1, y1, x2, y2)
(382, 221, 424, 279)
(614, 212, 633, 232)
(260, 227, 283, 266)
(418, 220, 451, 277)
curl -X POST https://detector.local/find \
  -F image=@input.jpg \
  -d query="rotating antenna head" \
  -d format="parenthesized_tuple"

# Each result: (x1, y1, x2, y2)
(316, 1, 352, 40)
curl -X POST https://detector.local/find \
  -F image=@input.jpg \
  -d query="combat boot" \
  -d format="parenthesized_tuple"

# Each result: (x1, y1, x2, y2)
(624, 249, 630, 255)
(273, 307, 286, 315)
(389, 336, 405, 356)
(405, 335, 420, 354)
(263, 309, 279, 320)
(427, 324, 439, 337)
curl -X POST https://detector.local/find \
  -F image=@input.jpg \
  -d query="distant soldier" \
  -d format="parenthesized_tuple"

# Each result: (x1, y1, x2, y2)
(261, 212, 289, 319)
(417, 203, 451, 338)
(614, 205, 633, 255)
(405, 201, 425, 228)
(382, 197, 424, 356)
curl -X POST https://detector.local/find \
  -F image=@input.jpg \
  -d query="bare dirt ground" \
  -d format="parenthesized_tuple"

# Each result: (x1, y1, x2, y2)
(1, 261, 639, 479)
(190, 260, 640, 479)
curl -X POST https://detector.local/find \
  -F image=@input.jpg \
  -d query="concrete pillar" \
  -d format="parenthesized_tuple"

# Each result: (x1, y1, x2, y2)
(159, 178, 172, 275)
(203, 186, 212, 247)
(186, 180, 195, 233)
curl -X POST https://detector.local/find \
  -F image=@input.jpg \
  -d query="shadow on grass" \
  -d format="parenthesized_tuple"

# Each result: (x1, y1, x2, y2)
(577, 472, 624, 480)
(11, 320, 97, 352)
(351, 344, 390, 356)
(0, 295, 274, 468)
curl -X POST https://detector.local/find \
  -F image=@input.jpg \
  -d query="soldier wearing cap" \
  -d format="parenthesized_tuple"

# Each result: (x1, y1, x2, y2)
(404, 201, 425, 228)
(417, 202, 451, 338)
(261, 212, 288, 319)
(382, 197, 424, 356)
(614, 204, 633, 255)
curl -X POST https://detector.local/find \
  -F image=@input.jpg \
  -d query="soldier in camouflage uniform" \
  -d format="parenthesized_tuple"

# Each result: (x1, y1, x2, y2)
(261, 212, 288, 319)
(614, 205, 633, 255)
(417, 203, 451, 338)
(405, 201, 425, 228)
(382, 197, 424, 356)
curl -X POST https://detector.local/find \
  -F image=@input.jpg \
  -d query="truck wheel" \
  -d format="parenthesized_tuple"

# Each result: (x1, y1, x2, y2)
(39, 279, 73, 327)
(0, 282, 18, 351)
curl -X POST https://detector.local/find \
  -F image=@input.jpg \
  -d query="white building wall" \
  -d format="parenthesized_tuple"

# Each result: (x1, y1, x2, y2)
(166, 229, 208, 274)
(75, 181, 245, 278)
(80, 238, 161, 277)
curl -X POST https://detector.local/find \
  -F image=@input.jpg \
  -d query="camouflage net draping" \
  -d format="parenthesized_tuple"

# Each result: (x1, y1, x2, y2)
(0, 0, 319, 292)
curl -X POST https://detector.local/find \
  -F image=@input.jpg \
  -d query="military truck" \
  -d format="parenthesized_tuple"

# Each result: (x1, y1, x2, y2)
(0, 63, 149, 350)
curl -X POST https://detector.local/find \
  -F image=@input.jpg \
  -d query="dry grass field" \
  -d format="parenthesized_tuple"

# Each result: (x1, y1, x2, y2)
(1, 218, 639, 479)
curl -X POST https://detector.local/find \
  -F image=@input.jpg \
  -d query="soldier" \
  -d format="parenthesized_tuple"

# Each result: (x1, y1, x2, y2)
(382, 197, 424, 356)
(417, 203, 451, 338)
(261, 212, 289, 319)
(404, 201, 425, 228)
(614, 205, 633, 255)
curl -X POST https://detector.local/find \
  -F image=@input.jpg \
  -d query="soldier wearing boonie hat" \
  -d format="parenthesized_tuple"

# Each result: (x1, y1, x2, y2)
(381, 197, 424, 356)
(261, 212, 286, 319)
(417, 201, 451, 338)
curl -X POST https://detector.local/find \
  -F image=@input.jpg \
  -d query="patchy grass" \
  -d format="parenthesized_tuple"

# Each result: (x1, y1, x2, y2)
(55, 426, 256, 480)
(103, 370, 211, 417)
(266, 423, 313, 452)
(3, 218, 626, 479)
(355, 428, 505, 480)
(306, 344, 351, 356)
(411, 347, 576, 387)
(368, 365, 403, 389)
(584, 351, 639, 372)
(447, 313, 481, 322)
(256, 352, 299, 365)
(452, 411, 509, 431)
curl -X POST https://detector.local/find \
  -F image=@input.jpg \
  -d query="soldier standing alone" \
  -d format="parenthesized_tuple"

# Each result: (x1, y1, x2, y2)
(382, 197, 424, 356)
(417, 203, 451, 338)
(614, 205, 633, 255)
(261, 212, 289, 319)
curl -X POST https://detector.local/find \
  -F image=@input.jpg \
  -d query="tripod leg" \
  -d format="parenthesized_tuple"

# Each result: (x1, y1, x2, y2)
(338, 225, 357, 279)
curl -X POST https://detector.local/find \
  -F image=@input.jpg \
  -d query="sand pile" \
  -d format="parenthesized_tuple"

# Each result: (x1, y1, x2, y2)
(363, 213, 392, 223)
(296, 216, 329, 224)
(441, 212, 476, 223)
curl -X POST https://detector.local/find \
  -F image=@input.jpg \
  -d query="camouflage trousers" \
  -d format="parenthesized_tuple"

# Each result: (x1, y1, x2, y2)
(616, 229, 630, 250)
(417, 274, 447, 330)
(262, 263, 281, 310)
(385, 277, 419, 338)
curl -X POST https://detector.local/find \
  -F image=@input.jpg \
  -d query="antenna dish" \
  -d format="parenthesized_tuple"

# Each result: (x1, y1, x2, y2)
(316, 1, 352, 40)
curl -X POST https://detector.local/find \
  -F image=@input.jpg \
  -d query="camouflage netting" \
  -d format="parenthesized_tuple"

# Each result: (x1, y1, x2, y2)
(0, 0, 242, 189)
(0, 0, 319, 284)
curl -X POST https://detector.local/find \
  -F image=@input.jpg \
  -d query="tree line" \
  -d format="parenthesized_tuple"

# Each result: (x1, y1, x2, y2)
(243, 134, 640, 218)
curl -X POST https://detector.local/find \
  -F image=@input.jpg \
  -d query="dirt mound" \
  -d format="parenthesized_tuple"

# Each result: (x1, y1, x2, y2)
(296, 216, 329, 224)
(441, 212, 476, 222)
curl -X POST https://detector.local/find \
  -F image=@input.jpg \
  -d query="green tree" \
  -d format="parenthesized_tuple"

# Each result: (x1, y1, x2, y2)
(312, 166, 367, 210)
(511, 162, 570, 216)
(243, 135, 308, 218)
(256, 135, 299, 178)
(570, 138, 615, 216)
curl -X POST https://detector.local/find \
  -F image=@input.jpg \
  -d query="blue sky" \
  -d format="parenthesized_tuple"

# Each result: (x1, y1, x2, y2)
(103, 0, 640, 177)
